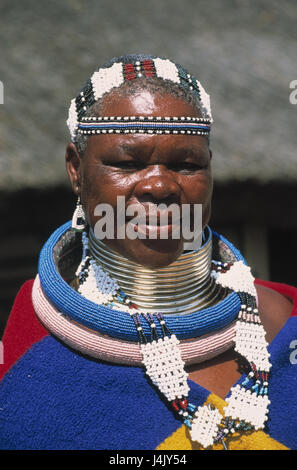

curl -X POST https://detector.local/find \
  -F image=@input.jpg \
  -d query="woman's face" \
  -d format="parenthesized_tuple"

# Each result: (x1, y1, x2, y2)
(66, 89, 213, 268)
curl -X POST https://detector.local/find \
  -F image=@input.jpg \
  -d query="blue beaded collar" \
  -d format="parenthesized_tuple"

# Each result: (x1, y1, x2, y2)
(38, 221, 246, 342)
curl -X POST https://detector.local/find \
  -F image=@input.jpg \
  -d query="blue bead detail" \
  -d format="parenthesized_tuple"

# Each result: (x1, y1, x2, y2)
(251, 384, 260, 393)
(184, 419, 192, 429)
(38, 222, 246, 342)
(242, 377, 250, 387)
(187, 403, 196, 413)
(78, 122, 211, 132)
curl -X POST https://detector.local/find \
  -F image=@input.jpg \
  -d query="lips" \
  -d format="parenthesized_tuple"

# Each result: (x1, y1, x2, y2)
(133, 222, 181, 239)
(123, 203, 185, 240)
(126, 216, 181, 240)
(125, 204, 181, 227)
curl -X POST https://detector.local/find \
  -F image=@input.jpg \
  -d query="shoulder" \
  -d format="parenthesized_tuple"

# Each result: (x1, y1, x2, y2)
(255, 280, 296, 343)
(0, 279, 48, 381)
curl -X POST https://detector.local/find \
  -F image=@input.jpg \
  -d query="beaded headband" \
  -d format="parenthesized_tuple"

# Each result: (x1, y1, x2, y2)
(67, 56, 213, 141)
(77, 116, 211, 136)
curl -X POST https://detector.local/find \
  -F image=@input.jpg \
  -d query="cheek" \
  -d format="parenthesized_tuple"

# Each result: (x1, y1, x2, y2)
(81, 167, 136, 225)
(182, 173, 213, 205)
(200, 174, 213, 225)
(182, 174, 213, 227)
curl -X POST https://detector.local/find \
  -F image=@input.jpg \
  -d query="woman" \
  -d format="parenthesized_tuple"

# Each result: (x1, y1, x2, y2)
(0, 55, 296, 450)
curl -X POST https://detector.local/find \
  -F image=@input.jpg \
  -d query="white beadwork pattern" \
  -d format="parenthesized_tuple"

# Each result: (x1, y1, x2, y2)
(71, 202, 85, 231)
(153, 58, 180, 84)
(196, 79, 213, 124)
(67, 98, 79, 142)
(190, 405, 222, 448)
(141, 335, 189, 402)
(78, 232, 119, 304)
(224, 385, 270, 430)
(235, 321, 271, 371)
(211, 260, 257, 297)
(78, 259, 119, 305)
(91, 62, 124, 101)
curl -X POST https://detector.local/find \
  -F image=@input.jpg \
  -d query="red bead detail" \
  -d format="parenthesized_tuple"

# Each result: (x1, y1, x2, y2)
(141, 60, 155, 78)
(179, 399, 188, 410)
(220, 263, 232, 273)
(124, 64, 137, 80)
(129, 302, 138, 309)
(144, 71, 155, 78)
(171, 400, 179, 412)
(142, 60, 153, 66)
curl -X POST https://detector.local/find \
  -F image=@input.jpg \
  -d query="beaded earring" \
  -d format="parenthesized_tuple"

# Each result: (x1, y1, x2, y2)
(72, 196, 86, 232)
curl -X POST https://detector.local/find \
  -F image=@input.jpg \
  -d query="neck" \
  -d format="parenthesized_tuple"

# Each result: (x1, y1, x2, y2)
(88, 226, 228, 314)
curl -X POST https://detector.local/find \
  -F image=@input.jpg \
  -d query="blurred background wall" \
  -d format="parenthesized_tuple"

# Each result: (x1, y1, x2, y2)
(0, 0, 297, 336)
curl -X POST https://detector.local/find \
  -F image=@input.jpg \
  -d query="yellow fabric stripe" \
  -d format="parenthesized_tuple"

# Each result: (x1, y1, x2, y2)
(157, 393, 289, 451)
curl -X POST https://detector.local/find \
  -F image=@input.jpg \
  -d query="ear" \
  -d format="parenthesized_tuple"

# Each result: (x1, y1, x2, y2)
(65, 142, 83, 195)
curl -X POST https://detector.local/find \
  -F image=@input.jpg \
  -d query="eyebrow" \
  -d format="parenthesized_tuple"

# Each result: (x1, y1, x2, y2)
(117, 142, 207, 160)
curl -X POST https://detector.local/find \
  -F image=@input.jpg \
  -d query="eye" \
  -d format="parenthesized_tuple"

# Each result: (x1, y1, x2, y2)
(109, 161, 145, 171)
(169, 162, 207, 173)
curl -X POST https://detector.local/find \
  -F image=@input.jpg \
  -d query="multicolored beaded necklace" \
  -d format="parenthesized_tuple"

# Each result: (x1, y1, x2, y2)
(74, 230, 271, 450)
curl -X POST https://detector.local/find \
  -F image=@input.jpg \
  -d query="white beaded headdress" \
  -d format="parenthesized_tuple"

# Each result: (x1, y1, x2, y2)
(66, 54, 213, 142)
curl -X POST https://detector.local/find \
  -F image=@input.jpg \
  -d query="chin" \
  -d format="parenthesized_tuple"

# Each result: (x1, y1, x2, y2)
(110, 237, 185, 269)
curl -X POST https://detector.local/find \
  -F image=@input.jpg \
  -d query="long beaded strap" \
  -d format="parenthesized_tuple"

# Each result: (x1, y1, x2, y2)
(126, 261, 271, 449)
(188, 261, 271, 448)
(76, 233, 271, 449)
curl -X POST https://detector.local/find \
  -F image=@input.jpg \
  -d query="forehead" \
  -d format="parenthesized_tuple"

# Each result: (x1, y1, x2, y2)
(83, 89, 208, 159)
(99, 88, 202, 118)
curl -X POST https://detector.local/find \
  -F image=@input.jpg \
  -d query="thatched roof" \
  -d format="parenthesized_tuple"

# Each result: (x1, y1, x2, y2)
(0, 0, 297, 190)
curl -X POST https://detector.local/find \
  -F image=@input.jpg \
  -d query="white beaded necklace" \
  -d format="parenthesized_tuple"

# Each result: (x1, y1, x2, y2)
(76, 231, 271, 449)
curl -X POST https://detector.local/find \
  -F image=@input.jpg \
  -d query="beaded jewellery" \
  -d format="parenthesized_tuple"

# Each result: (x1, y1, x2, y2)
(77, 116, 211, 136)
(67, 57, 213, 141)
(33, 224, 236, 366)
(56, 57, 271, 448)
(77, 232, 271, 449)
(86, 225, 226, 314)
(36, 222, 271, 450)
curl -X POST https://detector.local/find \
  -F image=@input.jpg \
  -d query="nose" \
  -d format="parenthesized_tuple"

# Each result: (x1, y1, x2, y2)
(134, 165, 181, 204)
